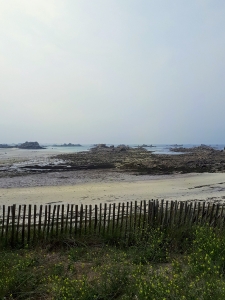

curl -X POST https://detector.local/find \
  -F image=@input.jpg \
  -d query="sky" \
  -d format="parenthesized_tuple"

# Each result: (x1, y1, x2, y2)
(0, 0, 225, 144)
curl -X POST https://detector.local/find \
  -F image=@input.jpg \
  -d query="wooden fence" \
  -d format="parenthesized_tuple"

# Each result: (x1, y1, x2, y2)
(0, 200, 225, 247)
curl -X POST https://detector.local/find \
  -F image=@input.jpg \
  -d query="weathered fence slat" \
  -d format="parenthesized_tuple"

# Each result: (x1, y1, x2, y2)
(69, 205, 74, 236)
(1, 200, 225, 247)
(43, 205, 48, 237)
(56, 205, 60, 236)
(61, 205, 64, 235)
(47, 205, 51, 238)
(120, 203, 125, 238)
(80, 204, 83, 236)
(65, 204, 70, 233)
(85, 205, 88, 234)
(112, 203, 116, 234)
(134, 201, 137, 231)
(107, 204, 111, 234)
(33, 205, 37, 242)
(103, 203, 107, 235)
(138, 201, 143, 229)
(75, 205, 78, 235)
(1, 205, 5, 238)
(89, 205, 92, 233)
(99, 203, 102, 234)
(38, 205, 42, 238)
(11, 204, 16, 247)
(125, 202, 129, 239)
(51, 205, 56, 236)
(116, 203, 121, 233)
(94, 205, 98, 233)
(16, 205, 21, 243)
(6, 206, 11, 243)
(27, 205, 32, 243)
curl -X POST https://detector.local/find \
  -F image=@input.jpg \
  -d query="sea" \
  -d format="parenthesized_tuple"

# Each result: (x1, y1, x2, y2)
(41, 144, 225, 155)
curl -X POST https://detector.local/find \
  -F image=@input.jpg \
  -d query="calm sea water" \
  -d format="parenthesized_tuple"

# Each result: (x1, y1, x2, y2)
(42, 144, 225, 155)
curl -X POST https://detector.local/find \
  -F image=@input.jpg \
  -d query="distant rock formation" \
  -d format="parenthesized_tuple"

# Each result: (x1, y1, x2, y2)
(90, 144, 146, 153)
(170, 145, 215, 153)
(18, 141, 45, 149)
(139, 144, 156, 148)
(0, 144, 14, 148)
(53, 143, 82, 147)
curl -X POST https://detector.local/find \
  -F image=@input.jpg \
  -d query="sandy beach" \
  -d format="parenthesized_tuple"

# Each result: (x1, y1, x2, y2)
(1, 148, 225, 207)
(1, 172, 225, 207)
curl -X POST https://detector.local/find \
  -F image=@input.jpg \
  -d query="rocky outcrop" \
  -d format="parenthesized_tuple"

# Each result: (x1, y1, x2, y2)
(53, 143, 82, 147)
(18, 142, 45, 149)
(90, 144, 137, 153)
(170, 145, 216, 153)
(2, 144, 225, 177)
(0, 144, 14, 148)
(139, 144, 156, 147)
(54, 145, 225, 175)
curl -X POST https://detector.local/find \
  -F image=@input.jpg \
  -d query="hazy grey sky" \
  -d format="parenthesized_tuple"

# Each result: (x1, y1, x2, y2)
(1, 0, 225, 144)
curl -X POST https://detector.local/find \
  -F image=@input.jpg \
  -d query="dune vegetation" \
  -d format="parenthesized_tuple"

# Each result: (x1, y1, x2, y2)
(1, 223, 225, 299)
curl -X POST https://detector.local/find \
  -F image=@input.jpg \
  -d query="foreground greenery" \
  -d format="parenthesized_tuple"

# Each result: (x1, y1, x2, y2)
(1, 225, 225, 299)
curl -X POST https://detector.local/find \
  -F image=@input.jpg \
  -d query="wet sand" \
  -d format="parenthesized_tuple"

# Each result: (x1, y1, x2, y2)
(1, 172, 225, 206)
(0, 148, 58, 162)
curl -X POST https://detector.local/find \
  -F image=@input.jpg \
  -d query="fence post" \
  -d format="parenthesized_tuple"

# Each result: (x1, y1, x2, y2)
(112, 203, 116, 234)
(16, 205, 21, 244)
(61, 204, 64, 236)
(134, 201, 137, 231)
(99, 203, 102, 234)
(124, 202, 129, 240)
(1, 205, 5, 238)
(75, 205, 78, 236)
(5, 206, 11, 244)
(116, 203, 121, 234)
(51, 205, 56, 237)
(11, 204, 16, 247)
(33, 205, 37, 243)
(89, 205, 92, 234)
(38, 205, 42, 239)
(56, 205, 60, 237)
(85, 205, 88, 235)
(22, 205, 26, 246)
(120, 203, 125, 238)
(103, 203, 107, 236)
(65, 204, 70, 234)
(94, 205, 98, 233)
(80, 204, 83, 236)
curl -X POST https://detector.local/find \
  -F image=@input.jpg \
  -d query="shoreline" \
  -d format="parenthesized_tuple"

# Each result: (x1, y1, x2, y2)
(1, 147, 225, 207)
(1, 172, 225, 206)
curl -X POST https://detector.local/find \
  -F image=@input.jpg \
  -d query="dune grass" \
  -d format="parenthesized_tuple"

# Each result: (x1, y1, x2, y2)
(1, 224, 225, 299)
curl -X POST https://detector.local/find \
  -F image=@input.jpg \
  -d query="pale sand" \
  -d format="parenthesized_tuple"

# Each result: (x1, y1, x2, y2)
(1, 173, 225, 206)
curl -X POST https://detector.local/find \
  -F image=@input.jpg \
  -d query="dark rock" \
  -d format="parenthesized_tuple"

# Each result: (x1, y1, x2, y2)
(53, 143, 82, 147)
(170, 145, 216, 153)
(90, 144, 133, 153)
(18, 141, 45, 149)
(140, 144, 156, 147)
(0, 144, 15, 148)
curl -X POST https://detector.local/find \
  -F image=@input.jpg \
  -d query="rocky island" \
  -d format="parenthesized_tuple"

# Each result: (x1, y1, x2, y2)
(53, 143, 82, 147)
(0, 141, 45, 149)
(0, 144, 15, 148)
(18, 141, 45, 149)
